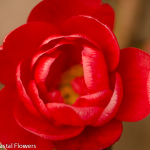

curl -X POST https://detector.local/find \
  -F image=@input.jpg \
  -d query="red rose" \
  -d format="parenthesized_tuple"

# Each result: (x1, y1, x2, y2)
(0, 0, 150, 150)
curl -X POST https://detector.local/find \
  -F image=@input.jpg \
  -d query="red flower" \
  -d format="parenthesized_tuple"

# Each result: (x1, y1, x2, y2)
(0, 0, 150, 150)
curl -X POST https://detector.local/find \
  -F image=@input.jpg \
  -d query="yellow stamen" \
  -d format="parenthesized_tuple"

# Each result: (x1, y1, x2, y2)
(59, 64, 83, 105)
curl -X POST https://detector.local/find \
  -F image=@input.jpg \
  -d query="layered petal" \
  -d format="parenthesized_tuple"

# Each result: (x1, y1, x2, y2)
(74, 89, 112, 107)
(54, 119, 123, 150)
(36, 34, 98, 68)
(94, 4, 115, 30)
(0, 86, 55, 150)
(36, 34, 99, 65)
(34, 52, 60, 84)
(62, 15, 119, 71)
(115, 48, 150, 121)
(71, 77, 87, 96)
(3, 22, 59, 66)
(14, 102, 84, 141)
(16, 60, 40, 116)
(33, 50, 64, 92)
(47, 90, 64, 103)
(94, 72, 123, 126)
(82, 45, 109, 93)
(0, 50, 16, 85)
(28, 0, 114, 29)
(47, 103, 103, 126)
(28, 80, 52, 120)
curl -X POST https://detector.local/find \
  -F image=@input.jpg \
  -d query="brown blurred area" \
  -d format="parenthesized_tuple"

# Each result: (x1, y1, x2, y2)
(0, 0, 41, 45)
(0, 0, 150, 150)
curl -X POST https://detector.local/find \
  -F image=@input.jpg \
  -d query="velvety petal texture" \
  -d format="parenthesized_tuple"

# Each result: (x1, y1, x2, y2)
(115, 48, 150, 121)
(62, 15, 120, 71)
(47, 103, 103, 126)
(3, 22, 59, 66)
(82, 45, 109, 93)
(94, 72, 123, 126)
(71, 77, 87, 96)
(54, 119, 123, 150)
(0, 50, 16, 84)
(0, 86, 55, 150)
(14, 102, 84, 141)
(74, 89, 112, 107)
(28, 0, 114, 30)
(0, 0, 150, 150)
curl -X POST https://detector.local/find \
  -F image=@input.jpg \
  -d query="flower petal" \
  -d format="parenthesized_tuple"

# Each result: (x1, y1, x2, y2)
(33, 50, 67, 92)
(0, 50, 16, 85)
(94, 4, 115, 30)
(34, 34, 100, 68)
(71, 77, 87, 96)
(16, 60, 40, 116)
(46, 103, 103, 126)
(3, 22, 59, 66)
(0, 86, 55, 150)
(27, 0, 97, 26)
(115, 48, 150, 121)
(28, 0, 116, 30)
(82, 45, 109, 93)
(74, 89, 112, 107)
(47, 90, 64, 103)
(54, 119, 123, 150)
(28, 80, 52, 120)
(94, 72, 123, 126)
(34, 54, 59, 84)
(14, 101, 84, 141)
(62, 15, 119, 71)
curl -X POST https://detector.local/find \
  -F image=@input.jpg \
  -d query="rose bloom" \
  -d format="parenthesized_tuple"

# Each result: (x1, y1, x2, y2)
(0, 0, 150, 150)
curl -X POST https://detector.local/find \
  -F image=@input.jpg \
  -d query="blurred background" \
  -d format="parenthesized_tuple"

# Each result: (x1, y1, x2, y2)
(0, 0, 150, 150)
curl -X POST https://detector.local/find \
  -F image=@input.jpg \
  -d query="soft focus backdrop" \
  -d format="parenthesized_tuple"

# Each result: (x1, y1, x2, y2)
(0, 0, 150, 150)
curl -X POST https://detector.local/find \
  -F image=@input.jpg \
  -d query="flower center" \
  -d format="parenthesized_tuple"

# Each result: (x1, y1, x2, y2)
(59, 64, 83, 105)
